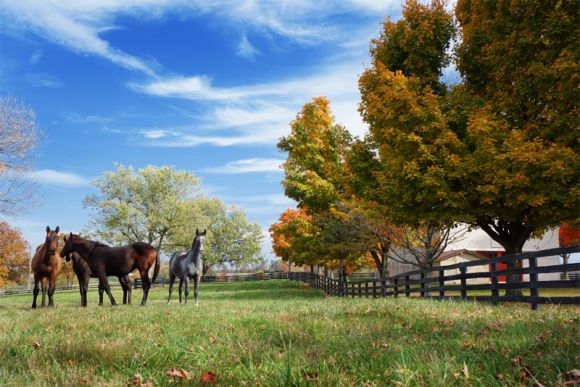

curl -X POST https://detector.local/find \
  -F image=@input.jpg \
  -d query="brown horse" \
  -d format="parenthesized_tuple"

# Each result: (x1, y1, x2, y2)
(31, 226, 62, 308)
(60, 233, 159, 306)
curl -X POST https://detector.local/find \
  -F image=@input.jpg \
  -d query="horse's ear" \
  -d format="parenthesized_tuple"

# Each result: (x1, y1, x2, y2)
(196, 228, 199, 236)
(63, 235, 67, 242)
(202, 229, 207, 236)
(70, 232, 73, 238)
(55, 226, 60, 234)
(46, 226, 50, 233)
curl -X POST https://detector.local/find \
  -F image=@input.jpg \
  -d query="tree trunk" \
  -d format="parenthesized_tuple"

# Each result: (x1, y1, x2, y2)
(477, 219, 532, 297)
(202, 263, 213, 276)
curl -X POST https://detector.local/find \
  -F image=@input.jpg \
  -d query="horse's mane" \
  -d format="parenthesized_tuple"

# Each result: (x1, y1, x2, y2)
(71, 234, 109, 248)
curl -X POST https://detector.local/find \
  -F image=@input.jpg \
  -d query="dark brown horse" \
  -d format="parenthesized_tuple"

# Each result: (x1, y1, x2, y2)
(66, 252, 132, 307)
(31, 226, 62, 308)
(60, 233, 159, 306)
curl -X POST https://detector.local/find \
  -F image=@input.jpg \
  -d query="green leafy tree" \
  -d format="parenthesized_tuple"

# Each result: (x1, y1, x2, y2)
(83, 164, 201, 254)
(168, 198, 264, 274)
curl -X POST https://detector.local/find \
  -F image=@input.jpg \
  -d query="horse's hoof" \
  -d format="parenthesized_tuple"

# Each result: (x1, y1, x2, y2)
(31, 305, 36, 309)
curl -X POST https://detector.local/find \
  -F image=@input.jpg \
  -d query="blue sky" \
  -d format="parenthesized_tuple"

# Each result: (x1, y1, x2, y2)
(0, 0, 404, 258)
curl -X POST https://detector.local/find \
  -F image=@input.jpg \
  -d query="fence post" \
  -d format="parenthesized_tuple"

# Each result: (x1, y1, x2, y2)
(438, 268, 444, 298)
(529, 255, 539, 311)
(358, 282, 362, 298)
(491, 262, 499, 305)
(460, 267, 467, 299)
(351, 283, 355, 298)
(365, 282, 368, 297)
(405, 275, 410, 297)
(394, 278, 399, 298)
(420, 272, 426, 298)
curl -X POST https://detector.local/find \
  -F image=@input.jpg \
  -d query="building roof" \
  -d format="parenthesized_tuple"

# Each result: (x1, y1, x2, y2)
(435, 249, 487, 262)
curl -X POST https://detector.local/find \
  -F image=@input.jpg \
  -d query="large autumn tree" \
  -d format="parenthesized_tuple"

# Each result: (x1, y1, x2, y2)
(0, 221, 30, 286)
(359, 0, 578, 293)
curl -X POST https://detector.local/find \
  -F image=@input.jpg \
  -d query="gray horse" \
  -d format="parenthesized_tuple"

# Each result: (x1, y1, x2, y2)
(167, 229, 206, 306)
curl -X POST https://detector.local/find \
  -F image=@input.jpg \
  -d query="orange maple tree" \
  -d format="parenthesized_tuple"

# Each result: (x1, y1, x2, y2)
(0, 221, 30, 286)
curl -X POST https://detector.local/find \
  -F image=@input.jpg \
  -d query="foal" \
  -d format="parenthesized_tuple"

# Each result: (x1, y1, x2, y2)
(66, 252, 133, 307)
(60, 233, 159, 306)
(167, 229, 206, 306)
(31, 226, 62, 308)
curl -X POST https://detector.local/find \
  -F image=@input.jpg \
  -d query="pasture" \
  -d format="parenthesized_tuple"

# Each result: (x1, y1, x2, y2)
(0, 280, 578, 386)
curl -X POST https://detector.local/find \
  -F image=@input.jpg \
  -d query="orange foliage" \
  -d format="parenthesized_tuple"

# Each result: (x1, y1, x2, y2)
(559, 224, 580, 247)
(269, 207, 311, 263)
(0, 221, 30, 286)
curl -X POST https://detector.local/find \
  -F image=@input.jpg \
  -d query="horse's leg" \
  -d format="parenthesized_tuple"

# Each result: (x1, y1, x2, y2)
(123, 275, 132, 305)
(81, 275, 89, 307)
(183, 276, 190, 305)
(193, 274, 199, 307)
(47, 275, 56, 307)
(167, 273, 176, 304)
(99, 273, 116, 306)
(40, 277, 47, 307)
(119, 276, 128, 305)
(77, 275, 83, 306)
(178, 278, 184, 303)
(32, 278, 40, 309)
(139, 271, 151, 306)
(98, 282, 104, 306)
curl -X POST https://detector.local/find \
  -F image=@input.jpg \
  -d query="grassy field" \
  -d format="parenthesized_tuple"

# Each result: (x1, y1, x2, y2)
(0, 280, 578, 386)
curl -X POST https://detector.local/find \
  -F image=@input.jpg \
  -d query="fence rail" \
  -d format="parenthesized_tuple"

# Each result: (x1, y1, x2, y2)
(286, 245, 580, 310)
(2, 246, 578, 310)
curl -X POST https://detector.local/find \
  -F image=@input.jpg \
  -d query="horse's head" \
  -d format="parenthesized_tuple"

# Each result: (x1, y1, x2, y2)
(44, 226, 60, 256)
(193, 228, 207, 254)
(60, 232, 79, 258)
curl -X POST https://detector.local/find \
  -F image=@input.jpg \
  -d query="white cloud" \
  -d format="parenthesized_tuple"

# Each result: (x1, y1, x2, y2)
(141, 129, 181, 139)
(0, 0, 395, 76)
(237, 35, 260, 60)
(24, 169, 89, 187)
(134, 60, 368, 147)
(24, 73, 62, 88)
(29, 49, 43, 64)
(204, 158, 283, 174)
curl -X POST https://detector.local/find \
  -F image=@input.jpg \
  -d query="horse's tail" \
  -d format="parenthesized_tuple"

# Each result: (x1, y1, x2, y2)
(151, 248, 160, 284)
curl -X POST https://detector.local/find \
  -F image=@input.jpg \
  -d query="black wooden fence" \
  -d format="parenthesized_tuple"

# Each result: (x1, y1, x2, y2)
(2, 246, 578, 310)
(286, 245, 580, 310)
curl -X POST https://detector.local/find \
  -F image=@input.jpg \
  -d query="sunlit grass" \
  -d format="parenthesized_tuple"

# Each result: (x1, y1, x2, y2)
(0, 280, 578, 386)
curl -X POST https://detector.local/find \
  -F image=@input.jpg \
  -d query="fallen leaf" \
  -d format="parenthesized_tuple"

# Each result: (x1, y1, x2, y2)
(201, 371, 216, 385)
(128, 373, 143, 385)
(79, 377, 87, 385)
(209, 335, 217, 344)
(30, 341, 41, 350)
(559, 369, 580, 385)
(462, 362, 469, 379)
(301, 369, 319, 381)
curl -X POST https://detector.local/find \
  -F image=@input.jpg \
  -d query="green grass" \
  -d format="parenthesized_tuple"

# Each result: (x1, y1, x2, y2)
(0, 280, 578, 386)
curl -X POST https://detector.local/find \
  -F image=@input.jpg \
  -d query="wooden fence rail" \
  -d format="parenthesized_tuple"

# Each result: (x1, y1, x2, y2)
(2, 246, 578, 310)
(285, 245, 580, 310)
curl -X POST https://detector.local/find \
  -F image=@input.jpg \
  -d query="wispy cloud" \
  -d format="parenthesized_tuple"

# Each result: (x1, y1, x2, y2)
(29, 49, 43, 65)
(236, 35, 260, 60)
(0, 0, 398, 77)
(134, 60, 369, 147)
(24, 73, 62, 88)
(204, 158, 283, 174)
(141, 129, 181, 139)
(24, 169, 89, 188)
